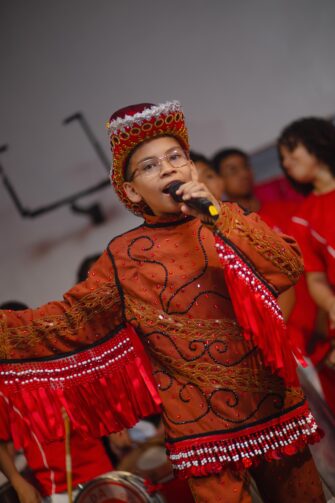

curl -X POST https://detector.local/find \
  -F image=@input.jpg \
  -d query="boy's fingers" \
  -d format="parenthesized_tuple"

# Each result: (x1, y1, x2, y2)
(176, 181, 206, 195)
(176, 182, 197, 195)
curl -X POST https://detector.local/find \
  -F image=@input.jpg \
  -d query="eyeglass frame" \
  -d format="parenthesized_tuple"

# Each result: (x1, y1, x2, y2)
(127, 146, 190, 182)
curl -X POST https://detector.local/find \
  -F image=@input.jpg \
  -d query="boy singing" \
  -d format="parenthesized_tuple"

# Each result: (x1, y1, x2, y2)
(0, 102, 325, 502)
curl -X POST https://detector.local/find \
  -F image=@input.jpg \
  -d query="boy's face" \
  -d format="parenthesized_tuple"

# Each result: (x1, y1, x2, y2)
(123, 137, 196, 216)
(195, 161, 224, 201)
(219, 154, 254, 199)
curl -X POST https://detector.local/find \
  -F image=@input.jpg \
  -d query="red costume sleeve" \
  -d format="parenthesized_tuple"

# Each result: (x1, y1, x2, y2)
(211, 203, 304, 385)
(0, 251, 122, 360)
(0, 250, 160, 445)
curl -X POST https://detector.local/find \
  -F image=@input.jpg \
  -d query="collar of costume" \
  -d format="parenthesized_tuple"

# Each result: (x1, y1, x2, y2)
(143, 212, 193, 227)
(107, 100, 190, 216)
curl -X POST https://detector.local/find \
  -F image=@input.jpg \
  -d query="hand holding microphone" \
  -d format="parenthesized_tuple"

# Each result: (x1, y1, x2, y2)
(167, 180, 220, 221)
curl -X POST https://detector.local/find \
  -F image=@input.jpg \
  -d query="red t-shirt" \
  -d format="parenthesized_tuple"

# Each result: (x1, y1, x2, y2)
(259, 200, 319, 354)
(258, 201, 299, 233)
(0, 388, 113, 496)
(23, 430, 113, 496)
(290, 189, 335, 288)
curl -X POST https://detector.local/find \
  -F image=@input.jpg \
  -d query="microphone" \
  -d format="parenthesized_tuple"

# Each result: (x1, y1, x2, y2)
(167, 180, 219, 220)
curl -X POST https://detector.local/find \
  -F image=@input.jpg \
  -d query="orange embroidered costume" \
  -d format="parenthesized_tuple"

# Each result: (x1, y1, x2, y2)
(0, 102, 323, 500)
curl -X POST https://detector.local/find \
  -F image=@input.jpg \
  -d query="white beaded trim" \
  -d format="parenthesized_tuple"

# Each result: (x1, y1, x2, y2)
(107, 100, 182, 135)
(0, 338, 131, 378)
(215, 242, 283, 321)
(169, 413, 318, 470)
(1, 337, 134, 385)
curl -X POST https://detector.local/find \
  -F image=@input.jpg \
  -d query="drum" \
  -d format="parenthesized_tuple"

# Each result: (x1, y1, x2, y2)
(117, 442, 194, 503)
(118, 443, 172, 484)
(74, 471, 164, 503)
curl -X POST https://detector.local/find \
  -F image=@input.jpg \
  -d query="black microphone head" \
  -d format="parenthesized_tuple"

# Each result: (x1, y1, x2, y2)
(166, 180, 184, 202)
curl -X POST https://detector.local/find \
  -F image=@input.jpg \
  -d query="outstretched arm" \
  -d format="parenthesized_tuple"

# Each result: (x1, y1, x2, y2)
(0, 249, 122, 360)
(0, 249, 160, 445)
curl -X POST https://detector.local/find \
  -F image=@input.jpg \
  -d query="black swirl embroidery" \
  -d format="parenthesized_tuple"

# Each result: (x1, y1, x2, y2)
(165, 225, 208, 312)
(209, 390, 284, 424)
(162, 380, 210, 425)
(128, 236, 169, 312)
(127, 227, 229, 315)
(207, 340, 257, 366)
(145, 330, 255, 367)
(168, 289, 230, 315)
(153, 369, 174, 391)
(146, 330, 207, 362)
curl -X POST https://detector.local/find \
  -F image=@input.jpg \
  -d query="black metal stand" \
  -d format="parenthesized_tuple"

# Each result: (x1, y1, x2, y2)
(0, 113, 111, 224)
(63, 112, 110, 173)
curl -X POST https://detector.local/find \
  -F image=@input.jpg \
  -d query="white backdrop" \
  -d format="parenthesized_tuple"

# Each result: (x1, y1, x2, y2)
(0, 0, 335, 305)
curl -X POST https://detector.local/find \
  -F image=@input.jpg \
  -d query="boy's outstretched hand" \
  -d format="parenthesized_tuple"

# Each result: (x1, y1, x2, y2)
(175, 165, 221, 222)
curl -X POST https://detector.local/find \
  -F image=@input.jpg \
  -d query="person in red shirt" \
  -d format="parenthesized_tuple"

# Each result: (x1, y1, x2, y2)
(0, 429, 114, 503)
(278, 117, 335, 415)
(211, 146, 332, 403)
(0, 300, 114, 503)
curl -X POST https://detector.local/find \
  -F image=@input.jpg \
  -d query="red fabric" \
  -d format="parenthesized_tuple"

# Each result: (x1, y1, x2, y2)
(290, 189, 335, 287)
(109, 103, 155, 122)
(258, 201, 319, 355)
(158, 478, 194, 503)
(0, 394, 11, 442)
(260, 195, 334, 420)
(214, 233, 302, 385)
(23, 430, 113, 496)
(166, 403, 322, 478)
(290, 190, 335, 361)
(254, 177, 304, 205)
(258, 201, 300, 233)
(0, 325, 161, 446)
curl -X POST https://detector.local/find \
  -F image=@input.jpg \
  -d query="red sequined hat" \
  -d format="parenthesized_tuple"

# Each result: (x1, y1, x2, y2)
(107, 100, 189, 215)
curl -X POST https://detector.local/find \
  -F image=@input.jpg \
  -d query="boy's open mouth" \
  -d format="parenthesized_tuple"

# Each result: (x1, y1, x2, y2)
(162, 180, 183, 195)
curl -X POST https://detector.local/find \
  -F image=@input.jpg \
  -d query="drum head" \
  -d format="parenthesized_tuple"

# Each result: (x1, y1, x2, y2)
(74, 471, 164, 503)
(117, 443, 173, 484)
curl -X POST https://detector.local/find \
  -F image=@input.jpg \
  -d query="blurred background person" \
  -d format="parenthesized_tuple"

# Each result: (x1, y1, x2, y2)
(211, 146, 299, 322)
(0, 297, 114, 503)
(212, 148, 257, 208)
(278, 117, 335, 416)
(190, 150, 224, 201)
(211, 147, 299, 229)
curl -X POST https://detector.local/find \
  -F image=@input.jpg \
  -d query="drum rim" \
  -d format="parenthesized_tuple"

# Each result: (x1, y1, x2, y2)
(73, 470, 164, 503)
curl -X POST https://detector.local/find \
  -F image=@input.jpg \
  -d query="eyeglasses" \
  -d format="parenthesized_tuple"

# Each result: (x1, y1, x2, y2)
(129, 147, 189, 181)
